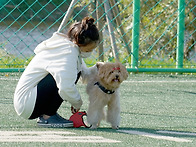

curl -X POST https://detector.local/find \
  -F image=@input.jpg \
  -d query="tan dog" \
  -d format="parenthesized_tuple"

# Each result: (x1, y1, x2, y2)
(86, 62, 128, 129)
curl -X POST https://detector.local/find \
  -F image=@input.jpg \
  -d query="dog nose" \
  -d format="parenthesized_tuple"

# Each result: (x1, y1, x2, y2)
(115, 75, 119, 78)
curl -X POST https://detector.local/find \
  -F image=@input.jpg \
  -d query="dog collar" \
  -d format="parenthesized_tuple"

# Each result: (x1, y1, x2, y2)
(94, 82, 115, 94)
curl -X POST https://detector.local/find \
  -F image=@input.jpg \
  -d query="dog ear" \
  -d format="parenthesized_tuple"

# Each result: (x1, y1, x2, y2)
(98, 64, 105, 79)
(96, 62, 104, 69)
(119, 63, 129, 80)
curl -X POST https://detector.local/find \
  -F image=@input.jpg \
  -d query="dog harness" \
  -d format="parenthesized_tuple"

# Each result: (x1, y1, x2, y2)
(69, 111, 89, 128)
(94, 82, 115, 94)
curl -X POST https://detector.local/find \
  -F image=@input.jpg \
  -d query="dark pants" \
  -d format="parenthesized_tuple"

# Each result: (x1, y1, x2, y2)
(29, 72, 81, 119)
(29, 74, 63, 119)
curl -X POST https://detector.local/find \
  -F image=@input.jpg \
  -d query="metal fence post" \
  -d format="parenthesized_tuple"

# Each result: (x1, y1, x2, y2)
(176, 0, 185, 69)
(131, 0, 140, 68)
(104, 0, 119, 60)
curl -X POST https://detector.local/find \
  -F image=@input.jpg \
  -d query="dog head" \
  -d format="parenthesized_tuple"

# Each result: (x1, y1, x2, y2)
(96, 62, 128, 89)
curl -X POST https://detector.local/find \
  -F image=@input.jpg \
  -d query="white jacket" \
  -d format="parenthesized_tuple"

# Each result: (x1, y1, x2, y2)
(14, 32, 87, 119)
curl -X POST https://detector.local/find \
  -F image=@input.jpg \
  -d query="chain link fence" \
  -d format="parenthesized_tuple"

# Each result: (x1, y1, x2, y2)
(0, 0, 196, 72)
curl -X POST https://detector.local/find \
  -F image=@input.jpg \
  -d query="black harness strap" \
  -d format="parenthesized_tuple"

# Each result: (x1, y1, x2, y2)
(94, 82, 115, 94)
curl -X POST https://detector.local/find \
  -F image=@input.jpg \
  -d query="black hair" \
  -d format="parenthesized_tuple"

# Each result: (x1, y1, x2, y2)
(68, 17, 99, 46)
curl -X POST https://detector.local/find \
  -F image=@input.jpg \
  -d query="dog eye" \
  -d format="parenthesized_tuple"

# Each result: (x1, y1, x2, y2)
(118, 70, 121, 73)
(110, 71, 114, 74)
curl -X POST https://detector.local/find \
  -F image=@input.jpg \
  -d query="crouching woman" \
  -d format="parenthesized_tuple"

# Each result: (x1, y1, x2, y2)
(14, 17, 99, 128)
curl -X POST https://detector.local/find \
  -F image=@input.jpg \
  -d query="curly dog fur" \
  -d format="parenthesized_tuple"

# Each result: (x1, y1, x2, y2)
(85, 62, 128, 129)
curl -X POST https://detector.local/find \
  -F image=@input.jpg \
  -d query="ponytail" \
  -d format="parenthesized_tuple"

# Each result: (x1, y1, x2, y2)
(68, 17, 99, 46)
(81, 17, 94, 30)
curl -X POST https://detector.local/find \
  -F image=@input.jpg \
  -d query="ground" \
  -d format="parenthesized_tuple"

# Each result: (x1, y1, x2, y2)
(0, 73, 196, 146)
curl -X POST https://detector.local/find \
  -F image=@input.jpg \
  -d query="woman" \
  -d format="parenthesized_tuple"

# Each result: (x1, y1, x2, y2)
(14, 17, 99, 128)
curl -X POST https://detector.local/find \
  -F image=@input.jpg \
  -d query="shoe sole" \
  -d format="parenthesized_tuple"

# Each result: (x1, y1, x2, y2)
(37, 123, 73, 128)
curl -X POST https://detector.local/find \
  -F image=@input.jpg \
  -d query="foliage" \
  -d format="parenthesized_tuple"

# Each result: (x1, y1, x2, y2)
(0, 0, 195, 70)
(0, 43, 32, 68)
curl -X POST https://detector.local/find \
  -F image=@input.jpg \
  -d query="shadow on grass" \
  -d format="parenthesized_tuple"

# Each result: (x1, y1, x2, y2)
(121, 112, 196, 120)
(171, 89, 196, 95)
(73, 127, 196, 139)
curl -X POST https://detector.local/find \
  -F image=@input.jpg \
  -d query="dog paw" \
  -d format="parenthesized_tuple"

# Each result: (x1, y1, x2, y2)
(112, 126, 119, 129)
(89, 126, 97, 129)
(89, 125, 98, 129)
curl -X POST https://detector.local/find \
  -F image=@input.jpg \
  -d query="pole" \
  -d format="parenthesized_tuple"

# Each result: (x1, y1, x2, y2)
(131, 0, 140, 68)
(104, 0, 119, 60)
(109, 0, 132, 55)
(57, 0, 77, 33)
(96, 0, 104, 61)
(176, 0, 185, 69)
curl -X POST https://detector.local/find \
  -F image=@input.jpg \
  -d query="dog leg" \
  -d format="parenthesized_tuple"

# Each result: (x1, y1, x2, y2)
(107, 99, 120, 129)
(87, 104, 104, 129)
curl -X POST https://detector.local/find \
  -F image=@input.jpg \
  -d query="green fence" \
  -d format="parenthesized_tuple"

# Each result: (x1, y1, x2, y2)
(0, 0, 196, 73)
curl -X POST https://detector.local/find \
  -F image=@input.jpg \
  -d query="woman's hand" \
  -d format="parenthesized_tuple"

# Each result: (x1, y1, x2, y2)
(71, 106, 80, 114)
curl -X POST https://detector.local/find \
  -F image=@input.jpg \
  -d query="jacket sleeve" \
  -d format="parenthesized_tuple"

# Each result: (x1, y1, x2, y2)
(81, 60, 98, 84)
(47, 53, 82, 109)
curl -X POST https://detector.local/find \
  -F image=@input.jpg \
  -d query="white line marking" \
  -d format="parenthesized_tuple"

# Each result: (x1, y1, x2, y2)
(0, 131, 75, 135)
(118, 130, 192, 142)
(124, 80, 196, 83)
(0, 131, 120, 143)
(157, 130, 196, 136)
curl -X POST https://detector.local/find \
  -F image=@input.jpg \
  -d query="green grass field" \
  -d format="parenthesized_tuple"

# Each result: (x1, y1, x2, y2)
(0, 73, 196, 146)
